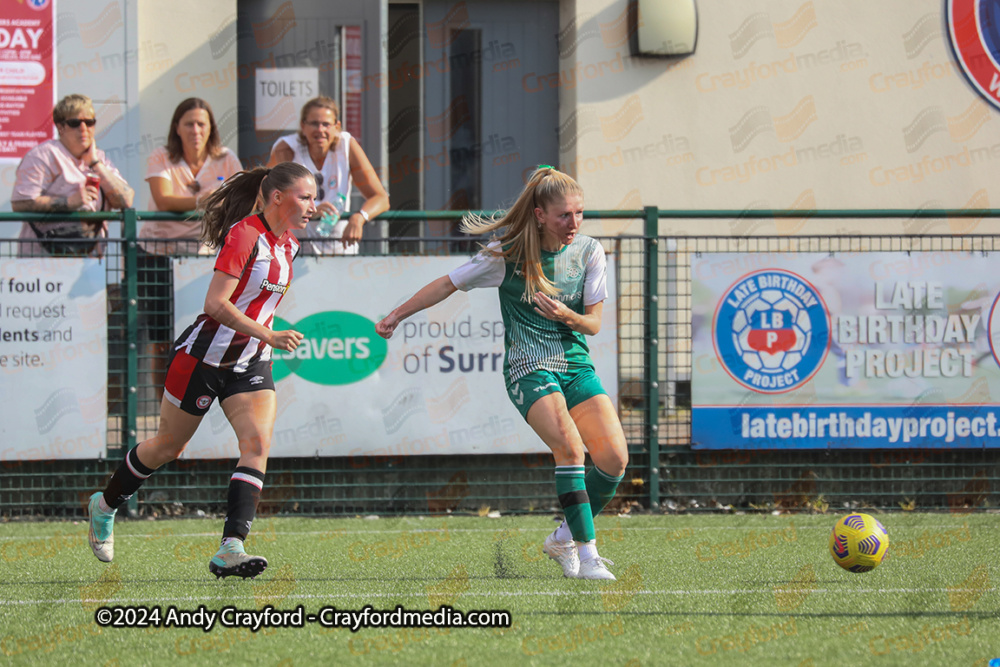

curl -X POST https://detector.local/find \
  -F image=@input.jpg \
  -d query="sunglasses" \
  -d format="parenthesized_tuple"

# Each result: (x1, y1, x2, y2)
(313, 172, 325, 201)
(63, 118, 97, 128)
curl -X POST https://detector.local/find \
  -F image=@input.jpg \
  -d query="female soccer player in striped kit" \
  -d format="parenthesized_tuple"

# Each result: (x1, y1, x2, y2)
(376, 166, 628, 580)
(87, 162, 316, 579)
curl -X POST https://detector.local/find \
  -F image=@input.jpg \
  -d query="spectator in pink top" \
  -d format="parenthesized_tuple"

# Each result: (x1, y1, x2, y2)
(140, 97, 242, 400)
(142, 97, 242, 252)
(11, 93, 134, 256)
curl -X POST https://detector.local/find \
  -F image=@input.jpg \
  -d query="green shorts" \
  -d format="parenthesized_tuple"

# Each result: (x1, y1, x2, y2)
(506, 367, 607, 421)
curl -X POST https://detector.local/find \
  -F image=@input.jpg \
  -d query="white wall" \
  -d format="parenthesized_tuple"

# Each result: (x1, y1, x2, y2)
(565, 0, 1000, 236)
(136, 0, 239, 209)
(7, 1, 1000, 239)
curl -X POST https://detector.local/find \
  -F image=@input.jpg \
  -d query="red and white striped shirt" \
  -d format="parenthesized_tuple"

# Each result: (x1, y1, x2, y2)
(175, 214, 299, 372)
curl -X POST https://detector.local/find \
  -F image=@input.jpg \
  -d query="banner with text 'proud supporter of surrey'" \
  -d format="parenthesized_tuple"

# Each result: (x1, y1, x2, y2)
(692, 252, 1000, 449)
(172, 254, 618, 459)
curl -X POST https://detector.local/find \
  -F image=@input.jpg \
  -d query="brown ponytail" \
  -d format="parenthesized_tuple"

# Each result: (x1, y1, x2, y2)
(200, 162, 313, 248)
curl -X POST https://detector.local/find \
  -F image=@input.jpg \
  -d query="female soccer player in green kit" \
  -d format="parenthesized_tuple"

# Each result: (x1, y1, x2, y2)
(375, 166, 628, 580)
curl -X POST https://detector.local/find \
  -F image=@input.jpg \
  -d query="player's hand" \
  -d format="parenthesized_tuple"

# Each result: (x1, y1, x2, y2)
(375, 314, 399, 339)
(271, 329, 304, 352)
(533, 292, 572, 324)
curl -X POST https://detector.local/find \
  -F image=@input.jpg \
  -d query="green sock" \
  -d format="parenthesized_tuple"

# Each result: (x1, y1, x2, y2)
(586, 466, 625, 517)
(555, 465, 595, 542)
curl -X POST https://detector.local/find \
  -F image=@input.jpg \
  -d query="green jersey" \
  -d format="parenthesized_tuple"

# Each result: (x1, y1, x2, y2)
(448, 234, 608, 385)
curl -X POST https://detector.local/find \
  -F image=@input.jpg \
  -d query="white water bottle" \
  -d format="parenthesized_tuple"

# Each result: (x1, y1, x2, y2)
(315, 193, 348, 237)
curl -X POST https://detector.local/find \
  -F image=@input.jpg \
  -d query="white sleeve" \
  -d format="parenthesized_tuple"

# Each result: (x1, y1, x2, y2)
(273, 134, 296, 152)
(583, 242, 608, 306)
(448, 242, 506, 291)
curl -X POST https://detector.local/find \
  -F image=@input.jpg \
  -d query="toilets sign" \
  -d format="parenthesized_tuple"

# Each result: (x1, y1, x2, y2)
(255, 67, 319, 131)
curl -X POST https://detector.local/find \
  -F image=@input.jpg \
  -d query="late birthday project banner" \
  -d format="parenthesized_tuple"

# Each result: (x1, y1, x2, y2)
(692, 252, 1000, 449)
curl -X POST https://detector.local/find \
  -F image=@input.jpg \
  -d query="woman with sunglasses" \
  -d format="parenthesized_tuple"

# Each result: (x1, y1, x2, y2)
(139, 98, 242, 400)
(11, 94, 134, 256)
(376, 166, 627, 580)
(266, 96, 388, 255)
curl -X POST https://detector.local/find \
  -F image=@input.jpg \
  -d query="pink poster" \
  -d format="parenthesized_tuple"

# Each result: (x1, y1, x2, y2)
(0, 0, 55, 162)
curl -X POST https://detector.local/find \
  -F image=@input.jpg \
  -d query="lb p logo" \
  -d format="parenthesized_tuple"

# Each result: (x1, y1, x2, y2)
(946, 0, 1000, 111)
(713, 269, 830, 394)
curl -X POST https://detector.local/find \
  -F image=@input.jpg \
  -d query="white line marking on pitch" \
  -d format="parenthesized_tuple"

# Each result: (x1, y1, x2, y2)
(0, 588, 992, 606)
(0, 524, 977, 540)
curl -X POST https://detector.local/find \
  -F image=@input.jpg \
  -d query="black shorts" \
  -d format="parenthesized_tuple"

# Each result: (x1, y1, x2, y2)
(136, 247, 173, 342)
(163, 349, 275, 416)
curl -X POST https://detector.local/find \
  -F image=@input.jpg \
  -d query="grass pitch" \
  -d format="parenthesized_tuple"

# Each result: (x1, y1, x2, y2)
(1, 512, 998, 666)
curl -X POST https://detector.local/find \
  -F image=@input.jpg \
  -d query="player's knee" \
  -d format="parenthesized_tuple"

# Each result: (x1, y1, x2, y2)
(549, 439, 585, 465)
(238, 434, 270, 458)
(606, 449, 628, 477)
(587, 432, 628, 476)
(615, 457, 629, 477)
(149, 434, 187, 462)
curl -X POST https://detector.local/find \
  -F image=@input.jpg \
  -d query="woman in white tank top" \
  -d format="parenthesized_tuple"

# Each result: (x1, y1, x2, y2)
(267, 96, 389, 255)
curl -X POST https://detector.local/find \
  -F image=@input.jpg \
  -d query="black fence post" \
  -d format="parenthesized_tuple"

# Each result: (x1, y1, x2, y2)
(123, 208, 139, 516)
(644, 206, 660, 509)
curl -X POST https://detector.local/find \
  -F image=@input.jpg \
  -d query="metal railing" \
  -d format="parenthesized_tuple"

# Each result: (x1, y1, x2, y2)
(1, 207, 999, 517)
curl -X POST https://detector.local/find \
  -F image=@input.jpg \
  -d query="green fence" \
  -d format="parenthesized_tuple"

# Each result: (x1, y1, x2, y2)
(1, 208, 999, 518)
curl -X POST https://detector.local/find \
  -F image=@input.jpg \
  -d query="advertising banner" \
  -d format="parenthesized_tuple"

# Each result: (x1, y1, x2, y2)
(693, 251, 1000, 449)
(0, 0, 55, 162)
(0, 258, 107, 460)
(173, 254, 618, 459)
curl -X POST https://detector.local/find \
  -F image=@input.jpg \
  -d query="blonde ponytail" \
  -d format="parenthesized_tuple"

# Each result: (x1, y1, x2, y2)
(461, 166, 583, 300)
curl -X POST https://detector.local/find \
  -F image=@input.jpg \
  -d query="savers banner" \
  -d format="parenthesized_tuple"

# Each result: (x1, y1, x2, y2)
(173, 254, 618, 458)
